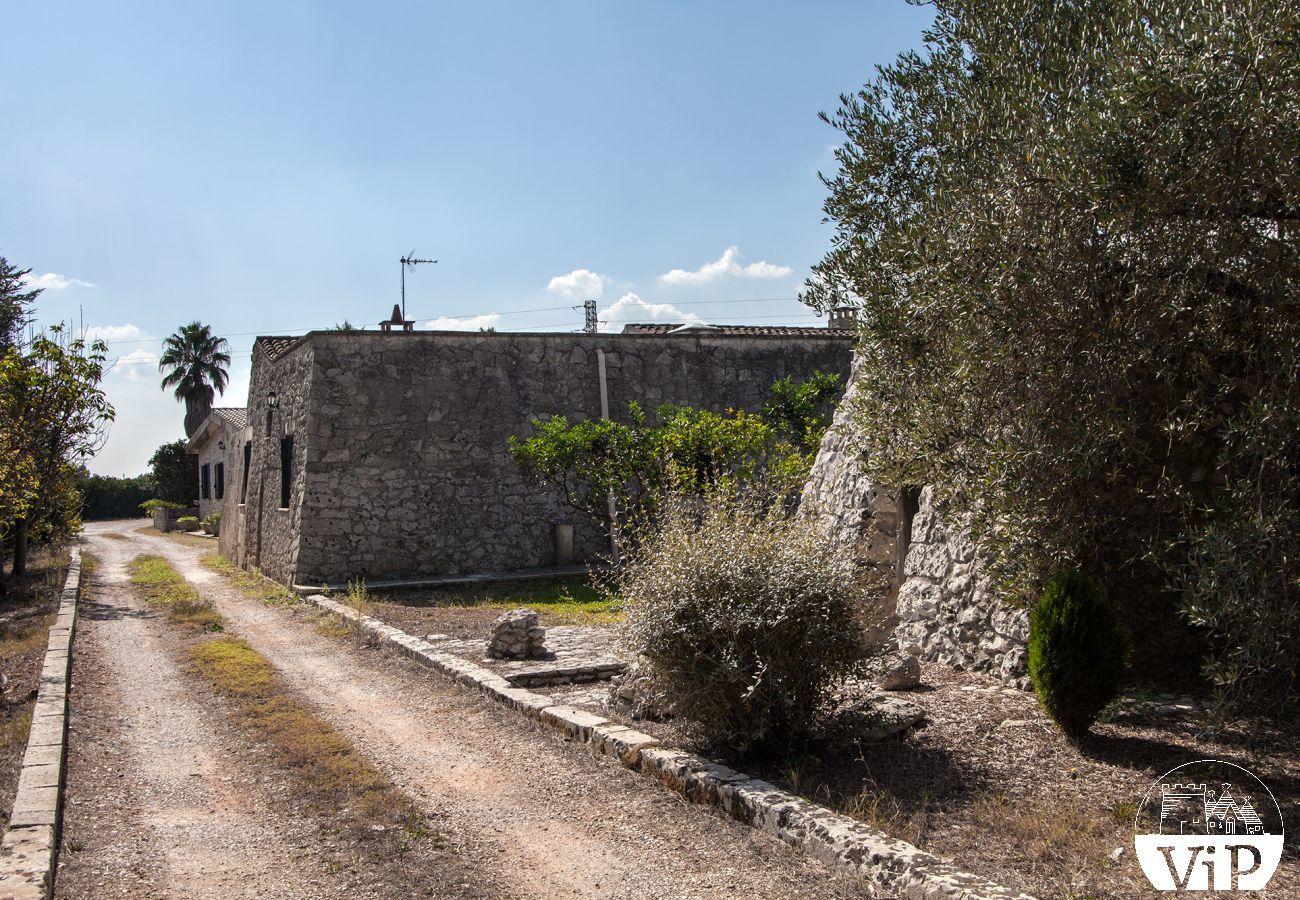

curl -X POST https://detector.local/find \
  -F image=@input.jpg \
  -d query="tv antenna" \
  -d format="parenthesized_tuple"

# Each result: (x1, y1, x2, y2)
(400, 251, 437, 320)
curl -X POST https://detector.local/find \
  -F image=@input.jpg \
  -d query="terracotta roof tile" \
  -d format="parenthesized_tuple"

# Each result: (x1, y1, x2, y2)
(257, 335, 301, 361)
(212, 407, 247, 431)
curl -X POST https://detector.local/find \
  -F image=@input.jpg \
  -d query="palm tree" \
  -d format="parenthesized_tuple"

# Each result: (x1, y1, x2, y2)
(158, 321, 231, 437)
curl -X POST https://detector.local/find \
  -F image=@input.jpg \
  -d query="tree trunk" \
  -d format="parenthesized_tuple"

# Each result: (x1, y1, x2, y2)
(184, 394, 213, 438)
(12, 518, 26, 577)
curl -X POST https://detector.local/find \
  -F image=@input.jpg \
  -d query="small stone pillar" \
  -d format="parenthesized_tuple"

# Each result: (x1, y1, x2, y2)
(486, 608, 548, 659)
(554, 524, 575, 566)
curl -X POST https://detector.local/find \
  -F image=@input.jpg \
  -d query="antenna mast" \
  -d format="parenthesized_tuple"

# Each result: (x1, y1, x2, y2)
(400, 252, 437, 320)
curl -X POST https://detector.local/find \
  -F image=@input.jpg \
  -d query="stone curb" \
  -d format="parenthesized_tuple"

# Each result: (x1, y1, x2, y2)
(308, 595, 1034, 900)
(0, 551, 82, 900)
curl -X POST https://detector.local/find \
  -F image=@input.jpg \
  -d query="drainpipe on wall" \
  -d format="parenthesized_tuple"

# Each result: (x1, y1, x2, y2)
(596, 348, 620, 566)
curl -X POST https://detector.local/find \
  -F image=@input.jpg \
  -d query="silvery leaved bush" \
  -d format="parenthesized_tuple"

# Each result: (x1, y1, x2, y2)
(616, 490, 878, 756)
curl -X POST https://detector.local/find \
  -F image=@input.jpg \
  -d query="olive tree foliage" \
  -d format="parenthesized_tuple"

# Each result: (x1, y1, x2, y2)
(804, 1, 1298, 709)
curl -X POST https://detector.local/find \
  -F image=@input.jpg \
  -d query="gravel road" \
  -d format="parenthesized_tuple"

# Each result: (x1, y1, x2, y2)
(58, 522, 873, 900)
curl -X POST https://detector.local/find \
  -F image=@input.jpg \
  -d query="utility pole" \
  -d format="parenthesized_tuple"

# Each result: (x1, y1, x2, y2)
(583, 299, 598, 334)
(400, 252, 437, 320)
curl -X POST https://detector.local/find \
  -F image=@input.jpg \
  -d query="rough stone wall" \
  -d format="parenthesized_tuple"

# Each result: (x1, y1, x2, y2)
(239, 330, 851, 585)
(801, 370, 1030, 687)
(800, 362, 899, 571)
(893, 488, 1030, 688)
(235, 341, 315, 585)
(193, 424, 241, 523)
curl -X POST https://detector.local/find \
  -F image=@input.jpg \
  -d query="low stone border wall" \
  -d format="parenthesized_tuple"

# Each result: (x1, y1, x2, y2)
(0, 550, 81, 900)
(309, 594, 1034, 900)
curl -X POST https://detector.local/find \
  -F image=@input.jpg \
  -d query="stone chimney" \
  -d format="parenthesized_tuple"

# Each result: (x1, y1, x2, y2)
(828, 305, 858, 331)
(380, 304, 414, 332)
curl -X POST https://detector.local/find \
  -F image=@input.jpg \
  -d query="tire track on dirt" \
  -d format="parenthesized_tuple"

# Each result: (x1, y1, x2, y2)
(126, 524, 873, 900)
(56, 529, 348, 899)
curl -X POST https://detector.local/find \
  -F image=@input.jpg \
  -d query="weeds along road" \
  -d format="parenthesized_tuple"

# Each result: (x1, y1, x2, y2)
(59, 521, 872, 900)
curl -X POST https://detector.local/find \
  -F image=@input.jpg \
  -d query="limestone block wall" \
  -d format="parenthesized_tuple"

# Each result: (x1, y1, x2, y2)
(238, 330, 852, 585)
(193, 425, 241, 524)
(893, 488, 1030, 688)
(800, 363, 899, 571)
(236, 341, 315, 584)
(801, 372, 1030, 687)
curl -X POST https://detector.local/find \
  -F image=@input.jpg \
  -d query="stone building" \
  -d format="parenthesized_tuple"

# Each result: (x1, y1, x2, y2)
(185, 407, 247, 524)
(213, 325, 852, 587)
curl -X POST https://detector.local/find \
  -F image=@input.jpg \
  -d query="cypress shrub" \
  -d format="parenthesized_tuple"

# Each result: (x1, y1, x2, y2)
(1028, 571, 1127, 740)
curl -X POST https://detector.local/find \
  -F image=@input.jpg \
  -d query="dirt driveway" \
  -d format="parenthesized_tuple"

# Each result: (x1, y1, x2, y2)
(57, 522, 871, 900)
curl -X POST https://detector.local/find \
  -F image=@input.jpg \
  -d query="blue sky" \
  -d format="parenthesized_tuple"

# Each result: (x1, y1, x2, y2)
(3, 1, 932, 476)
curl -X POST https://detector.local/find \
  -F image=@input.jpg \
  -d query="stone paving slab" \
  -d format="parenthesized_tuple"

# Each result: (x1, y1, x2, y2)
(427, 624, 628, 687)
(0, 550, 81, 899)
(307, 592, 1035, 900)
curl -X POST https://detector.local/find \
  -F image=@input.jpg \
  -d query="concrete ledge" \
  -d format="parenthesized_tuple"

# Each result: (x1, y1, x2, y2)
(306, 593, 1034, 899)
(0, 551, 82, 899)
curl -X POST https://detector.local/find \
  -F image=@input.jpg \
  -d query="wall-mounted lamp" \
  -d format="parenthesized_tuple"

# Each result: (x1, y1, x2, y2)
(267, 391, 278, 409)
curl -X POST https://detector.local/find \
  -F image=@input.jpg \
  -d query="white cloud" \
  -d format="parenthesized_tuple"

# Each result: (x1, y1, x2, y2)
(598, 292, 703, 333)
(546, 268, 609, 301)
(112, 347, 160, 382)
(86, 323, 148, 343)
(420, 313, 502, 331)
(658, 246, 792, 285)
(21, 272, 95, 291)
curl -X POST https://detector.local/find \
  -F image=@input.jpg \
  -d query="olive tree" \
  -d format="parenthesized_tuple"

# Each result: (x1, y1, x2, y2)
(806, 0, 1299, 710)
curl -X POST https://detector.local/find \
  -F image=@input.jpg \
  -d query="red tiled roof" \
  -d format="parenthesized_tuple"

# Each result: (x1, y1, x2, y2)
(257, 335, 301, 361)
(212, 407, 247, 431)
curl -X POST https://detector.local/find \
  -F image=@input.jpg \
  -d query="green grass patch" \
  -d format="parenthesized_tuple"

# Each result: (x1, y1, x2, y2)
(126, 554, 224, 632)
(201, 553, 297, 607)
(382, 578, 624, 625)
(187, 636, 431, 835)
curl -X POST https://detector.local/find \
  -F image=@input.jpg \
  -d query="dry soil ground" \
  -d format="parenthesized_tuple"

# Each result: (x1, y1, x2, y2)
(55, 521, 873, 900)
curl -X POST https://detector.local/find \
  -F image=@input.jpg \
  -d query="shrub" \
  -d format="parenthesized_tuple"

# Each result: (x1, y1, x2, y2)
(80, 473, 152, 520)
(616, 491, 876, 755)
(176, 516, 199, 531)
(140, 498, 184, 514)
(1028, 572, 1128, 740)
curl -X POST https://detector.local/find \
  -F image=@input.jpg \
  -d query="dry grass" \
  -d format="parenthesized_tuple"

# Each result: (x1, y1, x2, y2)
(200, 553, 296, 607)
(100, 532, 128, 541)
(0, 543, 71, 822)
(741, 661, 1300, 899)
(370, 577, 623, 641)
(186, 636, 437, 843)
(134, 524, 215, 551)
(0, 607, 52, 758)
(126, 554, 224, 632)
(0, 712, 32, 758)
(971, 792, 1114, 870)
(316, 581, 376, 646)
